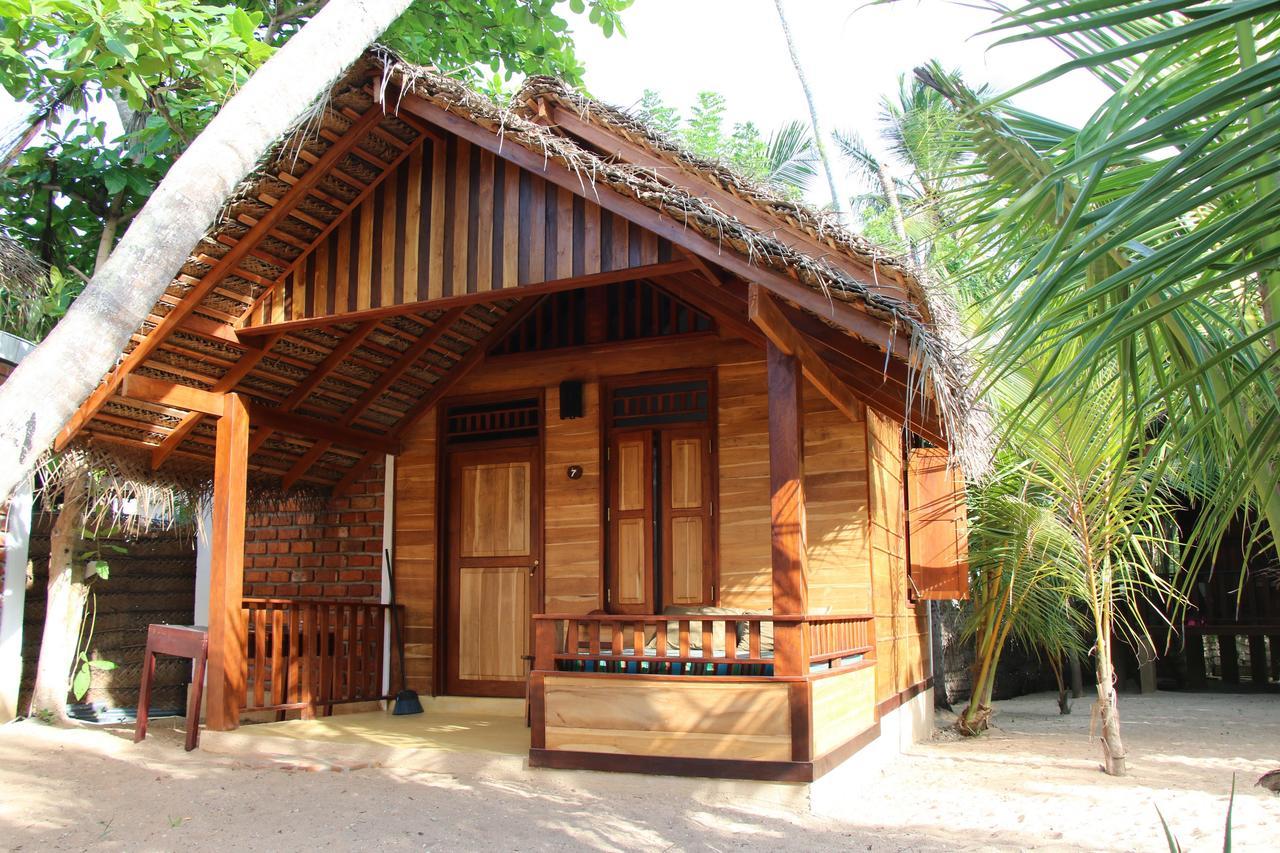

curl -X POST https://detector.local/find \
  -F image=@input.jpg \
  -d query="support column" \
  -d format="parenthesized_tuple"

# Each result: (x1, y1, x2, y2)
(1184, 632, 1207, 689)
(1218, 634, 1240, 684)
(1248, 635, 1269, 686)
(767, 341, 808, 672)
(206, 393, 249, 731)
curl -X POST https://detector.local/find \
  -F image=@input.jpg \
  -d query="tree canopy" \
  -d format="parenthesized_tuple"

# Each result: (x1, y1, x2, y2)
(0, 0, 631, 336)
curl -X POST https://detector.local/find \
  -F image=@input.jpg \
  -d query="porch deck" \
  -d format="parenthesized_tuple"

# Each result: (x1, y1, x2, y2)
(201, 699, 529, 770)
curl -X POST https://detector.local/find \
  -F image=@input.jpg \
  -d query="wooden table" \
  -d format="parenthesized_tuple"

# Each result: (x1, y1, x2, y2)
(134, 624, 209, 751)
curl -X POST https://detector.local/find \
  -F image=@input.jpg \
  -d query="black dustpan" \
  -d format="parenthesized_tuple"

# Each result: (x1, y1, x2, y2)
(386, 549, 423, 715)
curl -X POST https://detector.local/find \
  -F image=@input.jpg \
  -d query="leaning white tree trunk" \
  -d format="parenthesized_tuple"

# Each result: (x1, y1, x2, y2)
(28, 475, 87, 721)
(0, 0, 414, 503)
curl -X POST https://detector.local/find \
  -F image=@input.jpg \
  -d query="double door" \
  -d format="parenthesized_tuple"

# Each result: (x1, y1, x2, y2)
(606, 378, 717, 614)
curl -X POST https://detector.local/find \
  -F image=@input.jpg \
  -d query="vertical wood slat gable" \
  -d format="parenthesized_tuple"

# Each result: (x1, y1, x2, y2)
(246, 133, 674, 326)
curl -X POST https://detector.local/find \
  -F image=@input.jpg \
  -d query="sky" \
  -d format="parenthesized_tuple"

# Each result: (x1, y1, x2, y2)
(0, 1, 1111, 214)
(569, 0, 1110, 210)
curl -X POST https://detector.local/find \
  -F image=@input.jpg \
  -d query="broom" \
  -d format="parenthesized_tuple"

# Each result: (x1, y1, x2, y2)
(385, 548, 423, 715)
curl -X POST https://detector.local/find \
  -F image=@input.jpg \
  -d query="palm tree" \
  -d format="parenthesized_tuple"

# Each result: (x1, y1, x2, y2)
(772, 0, 843, 215)
(763, 119, 819, 196)
(960, 455, 1088, 734)
(915, 3, 1280, 570)
(972, 367, 1179, 774)
(0, 0, 416, 503)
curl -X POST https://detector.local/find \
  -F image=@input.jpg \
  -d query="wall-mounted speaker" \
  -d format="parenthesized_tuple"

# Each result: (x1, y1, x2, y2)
(559, 380, 584, 420)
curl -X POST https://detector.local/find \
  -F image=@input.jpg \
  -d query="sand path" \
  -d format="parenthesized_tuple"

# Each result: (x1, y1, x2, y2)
(0, 690, 1275, 851)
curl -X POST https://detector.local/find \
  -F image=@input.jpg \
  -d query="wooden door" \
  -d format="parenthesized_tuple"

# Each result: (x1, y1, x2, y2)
(446, 444, 541, 697)
(607, 430, 654, 614)
(661, 429, 715, 606)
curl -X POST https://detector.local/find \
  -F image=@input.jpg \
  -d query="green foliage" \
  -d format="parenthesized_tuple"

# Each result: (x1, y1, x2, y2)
(917, 4, 1280, 569)
(0, 0, 630, 336)
(633, 89, 816, 199)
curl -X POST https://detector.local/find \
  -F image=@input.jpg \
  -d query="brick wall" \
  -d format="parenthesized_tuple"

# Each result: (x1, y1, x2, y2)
(243, 460, 385, 601)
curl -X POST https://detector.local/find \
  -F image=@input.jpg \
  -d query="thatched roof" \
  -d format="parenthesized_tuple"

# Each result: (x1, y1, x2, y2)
(374, 49, 988, 472)
(66, 47, 989, 488)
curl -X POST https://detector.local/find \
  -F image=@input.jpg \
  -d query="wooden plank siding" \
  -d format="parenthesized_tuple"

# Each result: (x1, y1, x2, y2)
(544, 381, 602, 614)
(718, 361, 871, 614)
(246, 135, 674, 326)
(393, 412, 438, 695)
(866, 408, 929, 703)
(388, 339, 878, 693)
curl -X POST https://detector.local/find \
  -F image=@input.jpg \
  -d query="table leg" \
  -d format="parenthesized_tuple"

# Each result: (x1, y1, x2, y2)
(134, 635, 156, 743)
(186, 639, 208, 751)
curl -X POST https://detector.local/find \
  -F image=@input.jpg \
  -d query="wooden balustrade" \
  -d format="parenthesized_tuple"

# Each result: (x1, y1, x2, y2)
(240, 598, 398, 716)
(532, 613, 874, 678)
(806, 614, 875, 668)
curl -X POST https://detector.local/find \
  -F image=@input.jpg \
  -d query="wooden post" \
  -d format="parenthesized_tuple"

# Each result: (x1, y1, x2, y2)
(1248, 635, 1268, 686)
(767, 341, 808, 673)
(206, 392, 249, 731)
(1184, 632, 1206, 689)
(1218, 634, 1240, 684)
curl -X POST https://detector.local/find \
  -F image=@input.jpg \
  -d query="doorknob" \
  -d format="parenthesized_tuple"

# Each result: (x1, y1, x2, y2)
(530, 559, 540, 577)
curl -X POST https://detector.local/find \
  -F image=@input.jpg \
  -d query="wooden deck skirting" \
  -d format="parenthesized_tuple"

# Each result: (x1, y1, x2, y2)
(530, 613, 878, 782)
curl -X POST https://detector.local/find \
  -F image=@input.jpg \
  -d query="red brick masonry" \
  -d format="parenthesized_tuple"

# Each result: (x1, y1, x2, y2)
(243, 460, 384, 601)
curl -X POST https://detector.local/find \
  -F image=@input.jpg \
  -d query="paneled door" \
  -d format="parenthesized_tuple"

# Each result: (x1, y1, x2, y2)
(445, 444, 541, 697)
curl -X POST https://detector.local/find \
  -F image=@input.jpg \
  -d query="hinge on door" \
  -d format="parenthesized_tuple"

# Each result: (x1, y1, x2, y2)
(606, 588, 611, 604)
(709, 500, 714, 517)
(606, 446, 611, 461)
(606, 506, 611, 521)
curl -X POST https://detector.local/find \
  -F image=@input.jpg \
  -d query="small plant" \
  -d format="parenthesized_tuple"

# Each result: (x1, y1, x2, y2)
(1156, 776, 1235, 852)
(69, 549, 119, 702)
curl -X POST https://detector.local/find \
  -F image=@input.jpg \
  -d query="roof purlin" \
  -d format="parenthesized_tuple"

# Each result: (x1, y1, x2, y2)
(56, 103, 391, 455)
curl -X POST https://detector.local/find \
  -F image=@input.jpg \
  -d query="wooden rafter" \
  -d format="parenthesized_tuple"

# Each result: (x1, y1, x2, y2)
(248, 318, 380, 455)
(150, 332, 283, 469)
(332, 296, 546, 494)
(549, 104, 910, 306)
(280, 306, 466, 488)
(648, 273, 764, 348)
(748, 285, 947, 447)
(235, 132, 428, 327)
(55, 103, 390, 453)
(118, 374, 397, 454)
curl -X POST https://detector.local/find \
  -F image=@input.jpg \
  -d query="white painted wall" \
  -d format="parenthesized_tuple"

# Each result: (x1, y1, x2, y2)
(0, 479, 33, 721)
(381, 454, 394, 695)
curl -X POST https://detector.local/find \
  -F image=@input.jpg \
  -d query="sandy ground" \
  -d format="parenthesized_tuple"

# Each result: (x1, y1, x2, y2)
(0, 690, 1276, 851)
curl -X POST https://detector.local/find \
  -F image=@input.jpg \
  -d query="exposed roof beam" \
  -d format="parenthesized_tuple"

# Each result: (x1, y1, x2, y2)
(248, 318, 380, 455)
(55, 103, 390, 453)
(547, 103, 910, 306)
(235, 259, 694, 339)
(151, 332, 284, 470)
(280, 306, 466, 488)
(748, 284, 948, 447)
(648, 274, 764, 348)
(332, 296, 546, 494)
(235, 132, 428, 328)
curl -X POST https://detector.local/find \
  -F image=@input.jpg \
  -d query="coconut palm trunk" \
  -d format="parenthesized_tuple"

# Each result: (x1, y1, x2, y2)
(772, 0, 842, 215)
(28, 474, 86, 720)
(0, 0, 414, 503)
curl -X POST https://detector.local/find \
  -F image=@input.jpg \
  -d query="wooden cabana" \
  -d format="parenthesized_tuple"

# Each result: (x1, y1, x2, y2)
(56, 49, 979, 782)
